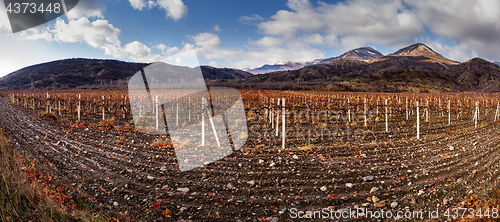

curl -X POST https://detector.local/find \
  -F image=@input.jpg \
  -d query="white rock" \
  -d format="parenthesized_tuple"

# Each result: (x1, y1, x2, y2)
(372, 196, 380, 203)
(362, 176, 374, 182)
(370, 187, 379, 193)
(177, 187, 190, 193)
(320, 186, 327, 191)
(247, 180, 256, 186)
(147, 175, 154, 180)
(346, 183, 354, 188)
(292, 155, 299, 160)
(391, 202, 398, 208)
(269, 162, 276, 167)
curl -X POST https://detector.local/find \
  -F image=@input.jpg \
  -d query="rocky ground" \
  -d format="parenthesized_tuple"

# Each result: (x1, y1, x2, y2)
(0, 94, 500, 221)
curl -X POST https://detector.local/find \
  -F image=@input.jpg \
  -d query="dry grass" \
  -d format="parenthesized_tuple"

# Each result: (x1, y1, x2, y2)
(0, 128, 106, 221)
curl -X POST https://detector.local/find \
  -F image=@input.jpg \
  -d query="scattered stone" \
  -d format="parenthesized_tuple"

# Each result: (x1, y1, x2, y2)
(410, 198, 416, 205)
(147, 175, 154, 180)
(292, 155, 299, 160)
(113, 201, 119, 206)
(362, 176, 374, 182)
(372, 196, 380, 203)
(180, 207, 188, 213)
(346, 183, 354, 188)
(227, 183, 234, 189)
(370, 187, 379, 193)
(258, 159, 265, 164)
(160, 166, 167, 171)
(391, 202, 398, 208)
(247, 180, 256, 186)
(269, 162, 276, 167)
(320, 186, 327, 191)
(374, 201, 385, 208)
(418, 190, 425, 196)
(449, 146, 455, 151)
(361, 203, 370, 207)
(177, 187, 190, 193)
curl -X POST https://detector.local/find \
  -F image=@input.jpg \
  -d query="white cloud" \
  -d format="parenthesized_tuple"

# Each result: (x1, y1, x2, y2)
(127, 0, 187, 21)
(239, 14, 264, 24)
(251, 36, 283, 47)
(191, 33, 222, 49)
(405, 0, 500, 62)
(0, 0, 11, 32)
(128, 0, 147, 10)
(258, 0, 423, 49)
(66, 0, 106, 20)
(17, 17, 169, 63)
(213, 24, 221, 31)
(188, 32, 324, 69)
(50, 18, 121, 48)
(208, 61, 223, 67)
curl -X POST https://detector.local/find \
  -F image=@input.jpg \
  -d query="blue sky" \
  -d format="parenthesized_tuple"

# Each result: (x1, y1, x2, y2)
(1, 0, 500, 77)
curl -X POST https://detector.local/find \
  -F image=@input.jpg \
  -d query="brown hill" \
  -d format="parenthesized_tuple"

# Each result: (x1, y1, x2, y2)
(448, 58, 500, 92)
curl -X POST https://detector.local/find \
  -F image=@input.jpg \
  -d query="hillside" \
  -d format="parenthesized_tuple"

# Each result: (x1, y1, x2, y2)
(213, 43, 500, 93)
(0, 59, 252, 90)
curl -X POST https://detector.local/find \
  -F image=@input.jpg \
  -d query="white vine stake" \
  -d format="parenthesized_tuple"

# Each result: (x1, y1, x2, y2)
(405, 98, 408, 120)
(282, 98, 285, 149)
(276, 98, 280, 137)
(474, 101, 478, 128)
(385, 99, 388, 132)
(176, 97, 179, 126)
(102, 96, 105, 120)
(348, 99, 351, 122)
(364, 98, 367, 127)
(426, 100, 429, 122)
(78, 94, 81, 122)
(202, 97, 205, 146)
(447, 100, 450, 125)
(416, 101, 420, 139)
(495, 102, 499, 122)
(155, 95, 159, 132)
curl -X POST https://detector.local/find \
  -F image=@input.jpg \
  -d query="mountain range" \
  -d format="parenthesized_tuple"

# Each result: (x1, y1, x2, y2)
(211, 43, 500, 93)
(244, 46, 383, 74)
(2, 43, 500, 92)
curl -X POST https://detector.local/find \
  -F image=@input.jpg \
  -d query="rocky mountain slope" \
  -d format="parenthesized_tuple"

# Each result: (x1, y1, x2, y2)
(214, 43, 500, 93)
